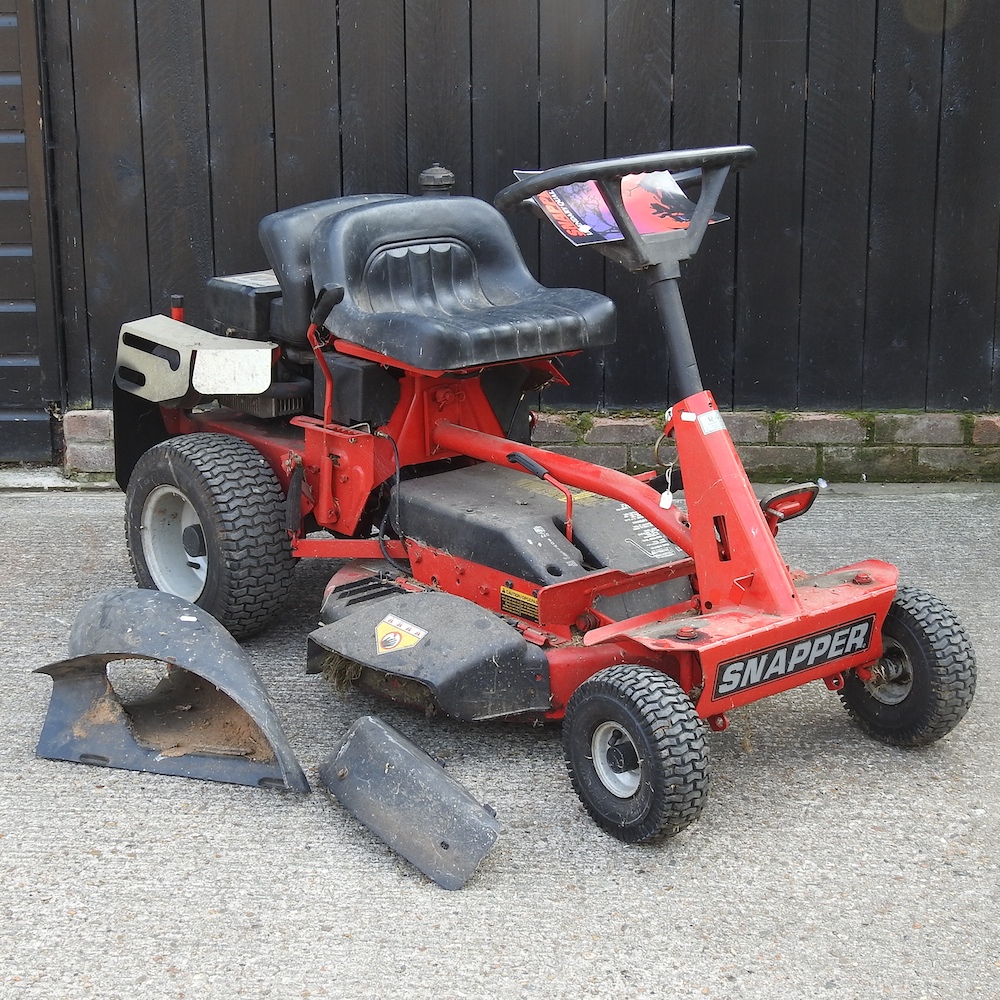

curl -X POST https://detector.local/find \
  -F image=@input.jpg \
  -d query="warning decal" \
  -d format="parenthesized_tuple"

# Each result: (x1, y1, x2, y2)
(375, 613, 428, 655)
(500, 586, 540, 622)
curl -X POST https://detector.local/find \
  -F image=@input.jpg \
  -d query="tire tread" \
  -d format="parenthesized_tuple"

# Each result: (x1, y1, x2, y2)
(563, 664, 709, 842)
(126, 433, 295, 637)
(839, 585, 975, 747)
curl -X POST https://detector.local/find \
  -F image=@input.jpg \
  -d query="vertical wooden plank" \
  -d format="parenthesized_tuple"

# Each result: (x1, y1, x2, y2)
(38, 0, 90, 406)
(673, 0, 741, 408)
(135, 0, 213, 325)
(204, 1, 276, 276)
(862, 2, 943, 409)
(339, 0, 406, 194)
(272, 0, 341, 208)
(927, 1, 1000, 409)
(0, 0, 52, 458)
(603, 0, 672, 409)
(797, 0, 876, 408)
(71, 0, 150, 407)
(734, 1, 807, 409)
(16, 0, 60, 402)
(470, 0, 539, 271)
(538, 0, 606, 407)
(405, 0, 471, 195)
(996, 224, 1000, 409)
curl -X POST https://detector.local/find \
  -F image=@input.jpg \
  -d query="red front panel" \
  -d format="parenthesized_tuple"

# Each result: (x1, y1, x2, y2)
(579, 559, 897, 717)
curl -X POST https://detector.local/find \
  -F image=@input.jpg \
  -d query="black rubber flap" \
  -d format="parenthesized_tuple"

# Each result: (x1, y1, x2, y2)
(319, 715, 501, 890)
(33, 589, 309, 793)
(308, 590, 550, 720)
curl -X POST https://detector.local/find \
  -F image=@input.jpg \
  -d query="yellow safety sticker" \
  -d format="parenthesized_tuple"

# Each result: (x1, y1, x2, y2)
(500, 585, 540, 622)
(375, 613, 428, 655)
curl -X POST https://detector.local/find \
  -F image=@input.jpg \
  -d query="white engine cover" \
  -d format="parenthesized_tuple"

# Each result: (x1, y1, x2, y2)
(115, 315, 276, 403)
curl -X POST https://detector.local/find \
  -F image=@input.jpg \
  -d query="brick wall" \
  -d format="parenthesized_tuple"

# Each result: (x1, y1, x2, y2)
(533, 411, 1000, 482)
(58, 408, 1000, 481)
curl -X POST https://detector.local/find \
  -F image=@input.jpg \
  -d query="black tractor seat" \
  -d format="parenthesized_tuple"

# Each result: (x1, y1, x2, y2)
(266, 195, 615, 371)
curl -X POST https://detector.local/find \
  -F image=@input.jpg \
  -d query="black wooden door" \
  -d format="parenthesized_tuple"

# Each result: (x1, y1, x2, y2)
(0, 0, 58, 461)
(31, 2, 1000, 416)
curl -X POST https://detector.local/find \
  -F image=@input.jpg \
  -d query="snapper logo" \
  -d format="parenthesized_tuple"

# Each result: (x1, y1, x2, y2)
(714, 616, 875, 698)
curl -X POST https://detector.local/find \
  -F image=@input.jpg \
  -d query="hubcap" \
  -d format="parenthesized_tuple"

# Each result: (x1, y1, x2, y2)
(591, 722, 642, 798)
(864, 636, 913, 705)
(140, 485, 208, 601)
(182, 523, 207, 558)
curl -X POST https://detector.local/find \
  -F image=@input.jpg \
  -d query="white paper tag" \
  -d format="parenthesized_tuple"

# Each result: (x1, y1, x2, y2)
(697, 410, 726, 435)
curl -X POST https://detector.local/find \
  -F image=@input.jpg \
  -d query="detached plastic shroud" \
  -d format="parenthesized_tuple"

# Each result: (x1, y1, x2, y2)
(34, 589, 309, 793)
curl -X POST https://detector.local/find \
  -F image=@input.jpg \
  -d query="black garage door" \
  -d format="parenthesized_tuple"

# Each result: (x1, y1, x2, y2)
(0, 0, 58, 461)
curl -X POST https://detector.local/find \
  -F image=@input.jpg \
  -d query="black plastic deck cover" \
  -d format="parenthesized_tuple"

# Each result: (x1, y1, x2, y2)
(34, 589, 309, 793)
(393, 464, 691, 620)
(308, 589, 551, 721)
(319, 715, 501, 890)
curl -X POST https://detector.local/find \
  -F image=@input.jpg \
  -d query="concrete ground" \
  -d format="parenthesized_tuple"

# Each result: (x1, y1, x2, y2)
(0, 481, 996, 999)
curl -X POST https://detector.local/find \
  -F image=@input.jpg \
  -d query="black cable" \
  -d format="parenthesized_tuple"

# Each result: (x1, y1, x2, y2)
(375, 431, 410, 575)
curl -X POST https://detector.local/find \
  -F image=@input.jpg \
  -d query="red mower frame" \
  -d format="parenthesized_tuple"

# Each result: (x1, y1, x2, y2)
(161, 354, 897, 727)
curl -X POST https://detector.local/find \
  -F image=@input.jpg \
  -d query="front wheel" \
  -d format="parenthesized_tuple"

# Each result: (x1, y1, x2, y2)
(125, 433, 295, 638)
(562, 664, 709, 843)
(839, 586, 975, 747)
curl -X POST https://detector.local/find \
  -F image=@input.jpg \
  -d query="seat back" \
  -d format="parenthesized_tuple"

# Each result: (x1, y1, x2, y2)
(257, 194, 408, 345)
(363, 240, 486, 316)
(310, 197, 539, 313)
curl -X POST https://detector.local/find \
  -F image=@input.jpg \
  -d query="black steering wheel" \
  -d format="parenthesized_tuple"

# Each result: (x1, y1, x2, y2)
(494, 145, 755, 213)
(494, 145, 756, 277)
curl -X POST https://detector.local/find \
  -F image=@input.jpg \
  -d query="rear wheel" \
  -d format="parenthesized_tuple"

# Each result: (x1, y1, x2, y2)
(562, 664, 708, 843)
(125, 433, 295, 637)
(839, 586, 975, 746)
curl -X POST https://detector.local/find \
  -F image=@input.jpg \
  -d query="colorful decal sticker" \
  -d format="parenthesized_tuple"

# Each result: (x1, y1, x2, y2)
(375, 613, 428, 655)
(513, 169, 728, 248)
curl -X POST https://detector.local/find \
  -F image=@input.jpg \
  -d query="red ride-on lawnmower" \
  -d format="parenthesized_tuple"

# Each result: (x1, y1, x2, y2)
(73, 146, 977, 843)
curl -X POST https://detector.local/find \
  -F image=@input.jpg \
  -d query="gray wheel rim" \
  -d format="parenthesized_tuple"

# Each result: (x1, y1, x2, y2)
(864, 636, 913, 705)
(591, 721, 642, 798)
(140, 485, 208, 601)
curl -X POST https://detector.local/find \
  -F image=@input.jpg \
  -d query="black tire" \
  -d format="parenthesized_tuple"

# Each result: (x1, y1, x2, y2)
(562, 664, 709, 843)
(125, 433, 295, 638)
(839, 585, 976, 747)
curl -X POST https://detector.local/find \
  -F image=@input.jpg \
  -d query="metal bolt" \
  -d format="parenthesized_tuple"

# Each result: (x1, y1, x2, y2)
(853, 572, 873, 585)
(676, 625, 699, 640)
